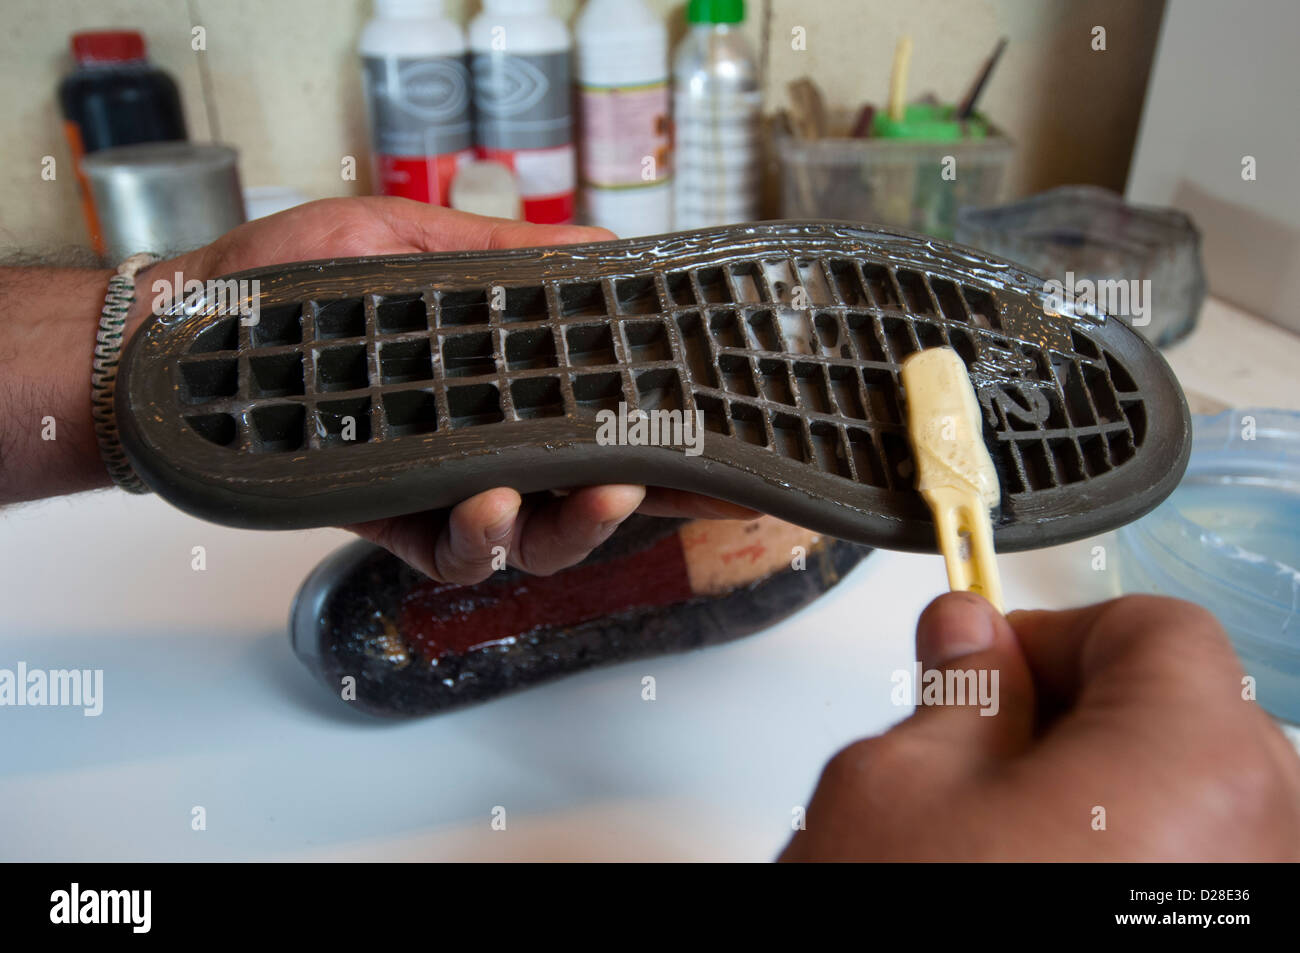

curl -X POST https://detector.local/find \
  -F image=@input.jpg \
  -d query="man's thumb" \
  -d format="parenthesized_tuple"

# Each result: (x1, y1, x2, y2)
(893, 592, 1036, 769)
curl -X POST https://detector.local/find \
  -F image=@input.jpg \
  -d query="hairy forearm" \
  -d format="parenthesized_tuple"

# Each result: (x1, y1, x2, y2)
(0, 266, 120, 503)
(0, 234, 245, 506)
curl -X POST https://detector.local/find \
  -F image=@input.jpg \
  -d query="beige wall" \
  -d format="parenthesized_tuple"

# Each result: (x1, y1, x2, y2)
(1, 0, 1163, 252)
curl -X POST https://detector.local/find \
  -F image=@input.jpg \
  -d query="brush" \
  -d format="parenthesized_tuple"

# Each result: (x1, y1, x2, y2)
(955, 37, 1007, 121)
(901, 347, 1005, 611)
(887, 35, 913, 123)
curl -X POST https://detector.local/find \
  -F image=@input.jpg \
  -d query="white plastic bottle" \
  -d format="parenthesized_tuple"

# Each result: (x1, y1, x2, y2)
(469, 0, 575, 224)
(575, 0, 672, 237)
(359, 0, 475, 206)
(673, 0, 762, 229)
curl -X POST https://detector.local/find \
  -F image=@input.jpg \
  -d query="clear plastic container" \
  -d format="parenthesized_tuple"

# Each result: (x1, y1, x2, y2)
(1117, 409, 1300, 724)
(956, 185, 1207, 348)
(773, 114, 1013, 239)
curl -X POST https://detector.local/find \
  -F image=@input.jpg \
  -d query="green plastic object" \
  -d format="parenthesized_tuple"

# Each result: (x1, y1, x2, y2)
(874, 103, 989, 142)
(687, 0, 745, 24)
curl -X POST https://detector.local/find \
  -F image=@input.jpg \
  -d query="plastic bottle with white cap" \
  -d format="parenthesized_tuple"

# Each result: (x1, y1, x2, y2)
(469, 0, 575, 224)
(359, 0, 474, 206)
(575, 0, 672, 237)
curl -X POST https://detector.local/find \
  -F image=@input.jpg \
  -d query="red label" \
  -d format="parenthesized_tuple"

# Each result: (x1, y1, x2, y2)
(399, 532, 692, 661)
(375, 150, 472, 206)
(478, 146, 575, 224)
(519, 192, 575, 225)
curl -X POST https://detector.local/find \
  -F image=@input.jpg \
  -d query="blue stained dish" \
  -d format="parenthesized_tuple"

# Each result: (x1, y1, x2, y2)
(1118, 409, 1300, 723)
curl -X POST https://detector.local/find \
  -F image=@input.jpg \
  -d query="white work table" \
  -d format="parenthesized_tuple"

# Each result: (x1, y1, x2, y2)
(0, 298, 1294, 861)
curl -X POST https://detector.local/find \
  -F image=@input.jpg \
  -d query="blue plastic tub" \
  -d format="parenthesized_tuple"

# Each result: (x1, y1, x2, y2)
(1117, 409, 1300, 723)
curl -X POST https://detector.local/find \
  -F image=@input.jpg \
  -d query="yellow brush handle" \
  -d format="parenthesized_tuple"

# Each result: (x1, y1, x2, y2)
(888, 35, 913, 123)
(901, 347, 1005, 613)
(922, 486, 1004, 612)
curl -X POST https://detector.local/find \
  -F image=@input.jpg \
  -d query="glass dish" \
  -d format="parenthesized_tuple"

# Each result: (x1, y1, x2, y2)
(1117, 408, 1300, 723)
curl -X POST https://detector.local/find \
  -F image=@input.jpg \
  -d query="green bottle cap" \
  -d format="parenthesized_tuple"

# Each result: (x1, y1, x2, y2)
(687, 0, 745, 24)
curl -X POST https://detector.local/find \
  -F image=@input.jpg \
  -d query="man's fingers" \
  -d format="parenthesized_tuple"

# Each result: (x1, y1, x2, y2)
(344, 487, 522, 585)
(786, 595, 1034, 862)
(485, 219, 617, 250)
(432, 487, 523, 584)
(1008, 595, 1241, 716)
(201, 197, 616, 278)
(375, 197, 614, 252)
(889, 592, 1037, 771)
(345, 481, 742, 584)
(511, 484, 644, 576)
(345, 512, 442, 579)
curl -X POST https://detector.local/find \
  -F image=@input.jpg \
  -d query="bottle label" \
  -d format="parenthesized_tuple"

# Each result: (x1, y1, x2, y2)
(578, 81, 671, 190)
(672, 88, 762, 148)
(376, 150, 476, 206)
(472, 51, 572, 151)
(673, 87, 762, 225)
(478, 145, 575, 224)
(362, 54, 473, 157)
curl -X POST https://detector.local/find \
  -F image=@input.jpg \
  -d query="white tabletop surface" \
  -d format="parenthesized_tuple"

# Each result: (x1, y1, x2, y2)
(1, 297, 1295, 861)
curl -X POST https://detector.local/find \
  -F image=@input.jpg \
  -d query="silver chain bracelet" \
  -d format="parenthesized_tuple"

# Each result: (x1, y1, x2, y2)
(91, 252, 159, 494)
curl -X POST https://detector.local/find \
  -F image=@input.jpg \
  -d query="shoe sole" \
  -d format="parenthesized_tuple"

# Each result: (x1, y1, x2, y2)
(117, 221, 1190, 552)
